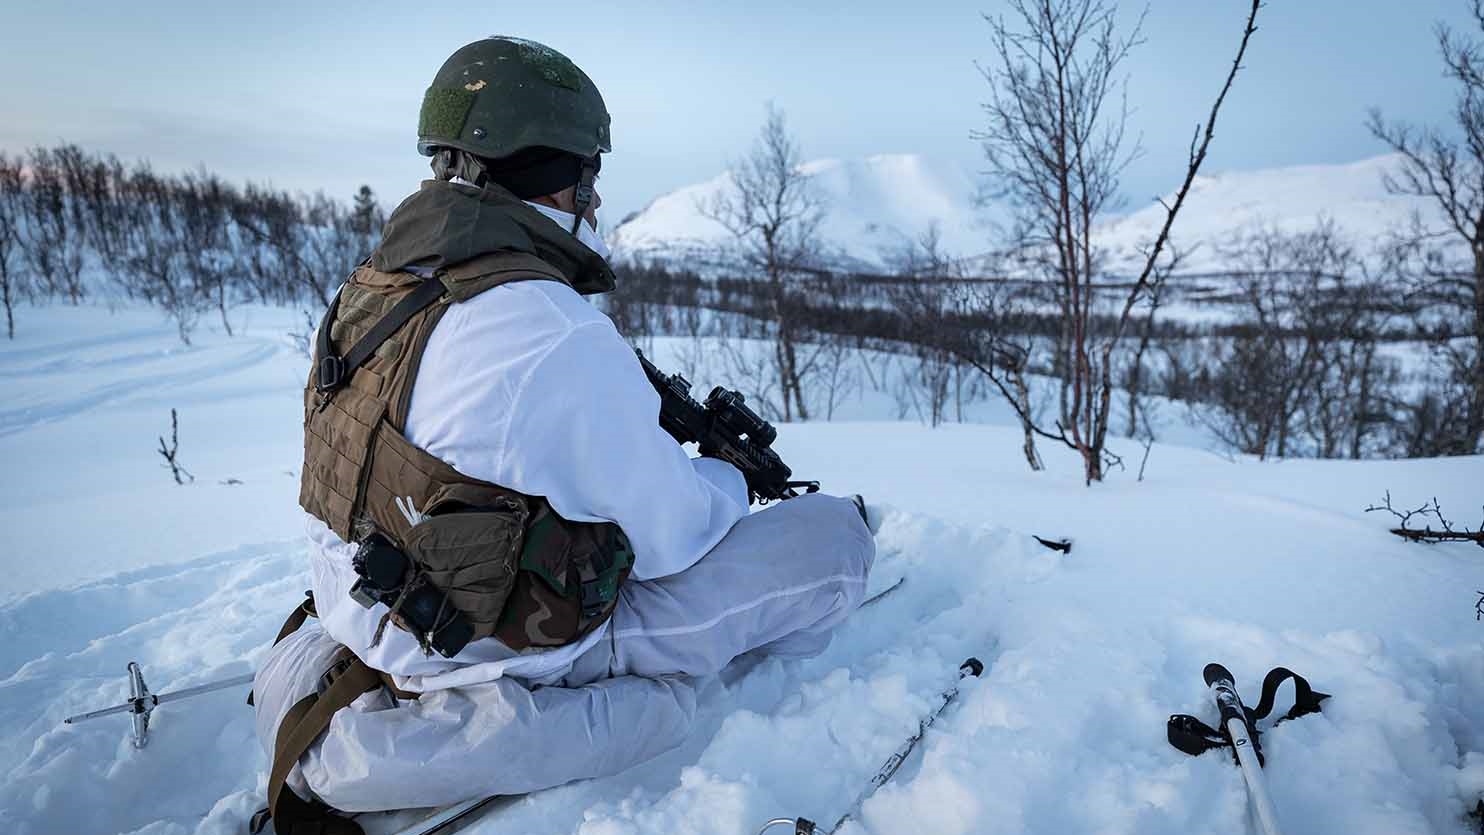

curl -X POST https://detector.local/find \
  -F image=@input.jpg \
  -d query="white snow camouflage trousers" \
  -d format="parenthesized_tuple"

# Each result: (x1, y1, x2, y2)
(253, 493, 874, 811)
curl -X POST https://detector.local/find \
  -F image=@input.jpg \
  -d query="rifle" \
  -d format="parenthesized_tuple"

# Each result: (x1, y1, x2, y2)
(636, 350, 819, 503)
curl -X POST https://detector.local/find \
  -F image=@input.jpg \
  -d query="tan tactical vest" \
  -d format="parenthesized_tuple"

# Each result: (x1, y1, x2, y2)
(299, 249, 632, 652)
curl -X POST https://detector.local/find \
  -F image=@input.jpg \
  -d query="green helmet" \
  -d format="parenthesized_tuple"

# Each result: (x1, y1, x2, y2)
(417, 36, 612, 161)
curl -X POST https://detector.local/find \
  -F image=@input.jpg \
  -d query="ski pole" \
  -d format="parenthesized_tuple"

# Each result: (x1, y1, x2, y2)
(1203, 663, 1284, 835)
(62, 662, 255, 748)
(757, 657, 984, 835)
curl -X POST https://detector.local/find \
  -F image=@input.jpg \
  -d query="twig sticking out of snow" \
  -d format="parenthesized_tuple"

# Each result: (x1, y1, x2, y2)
(157, 408, 194, 486)
(1364, 490, 1484, 547)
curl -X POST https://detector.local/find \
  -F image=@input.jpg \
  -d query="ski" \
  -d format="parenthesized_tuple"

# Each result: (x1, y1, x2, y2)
(860, 575, 905, 608)
(756, 656, 985, 835)
(385, 794, 520, 835)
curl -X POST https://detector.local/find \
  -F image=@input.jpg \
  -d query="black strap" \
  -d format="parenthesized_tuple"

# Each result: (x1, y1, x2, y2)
(1250, 666, 1329, 723)
(314, 277, 448, 400)
(1167, 666, 1329, 764)
(570, 157, 598, 236)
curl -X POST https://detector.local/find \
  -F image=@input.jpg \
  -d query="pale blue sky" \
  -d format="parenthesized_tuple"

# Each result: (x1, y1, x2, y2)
(0, 1, 1473, 224)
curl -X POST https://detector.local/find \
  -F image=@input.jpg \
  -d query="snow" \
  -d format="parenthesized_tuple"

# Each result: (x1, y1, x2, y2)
(609, 154, 995, 267)
(609, 152, 1439, 274)
(2, 305, 1483, 835)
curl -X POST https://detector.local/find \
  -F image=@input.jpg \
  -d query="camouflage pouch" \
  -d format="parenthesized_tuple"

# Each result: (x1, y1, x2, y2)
(494, 507, 633, 650)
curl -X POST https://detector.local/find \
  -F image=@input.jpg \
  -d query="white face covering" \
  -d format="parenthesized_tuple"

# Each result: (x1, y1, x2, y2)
(522, 200, 612, 262)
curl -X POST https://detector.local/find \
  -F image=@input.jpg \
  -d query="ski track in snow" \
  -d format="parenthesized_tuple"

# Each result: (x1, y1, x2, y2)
(0, 339, 283, 437)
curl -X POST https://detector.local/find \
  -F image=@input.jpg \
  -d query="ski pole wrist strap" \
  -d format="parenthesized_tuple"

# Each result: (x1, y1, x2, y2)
(1167, 666, 1329, 763)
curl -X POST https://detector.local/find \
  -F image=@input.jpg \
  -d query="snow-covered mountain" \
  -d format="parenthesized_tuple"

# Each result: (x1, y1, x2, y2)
(1098, 154, 1439, 273)
(610, 154, 995, 268)
(611, 153, 1438, 273)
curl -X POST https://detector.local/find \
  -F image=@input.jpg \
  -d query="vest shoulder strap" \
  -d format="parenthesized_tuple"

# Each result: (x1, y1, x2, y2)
(312, 251, 570, 401)
(314, 276, 447, 400)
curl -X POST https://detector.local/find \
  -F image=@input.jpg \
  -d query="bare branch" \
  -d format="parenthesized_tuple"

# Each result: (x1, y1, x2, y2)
(1365, 491, 1484, 545)
(156, 408, 194, 485)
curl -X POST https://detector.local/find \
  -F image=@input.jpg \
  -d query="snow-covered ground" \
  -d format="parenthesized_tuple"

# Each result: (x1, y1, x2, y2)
(2, 304, 1482, 835)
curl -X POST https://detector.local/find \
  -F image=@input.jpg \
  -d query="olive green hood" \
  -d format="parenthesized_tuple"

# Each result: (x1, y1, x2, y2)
(370, 180, 615, 295)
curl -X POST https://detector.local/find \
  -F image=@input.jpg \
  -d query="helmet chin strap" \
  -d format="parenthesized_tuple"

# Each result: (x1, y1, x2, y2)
(570, 157, 598, 236)
(432, 149, 490, 187)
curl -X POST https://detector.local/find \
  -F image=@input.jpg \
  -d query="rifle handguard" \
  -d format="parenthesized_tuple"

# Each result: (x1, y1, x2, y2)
(635, 350, 816, 502)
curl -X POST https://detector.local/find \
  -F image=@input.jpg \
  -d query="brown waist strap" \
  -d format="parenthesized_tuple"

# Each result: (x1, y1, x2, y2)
(257, 596, 418, 835)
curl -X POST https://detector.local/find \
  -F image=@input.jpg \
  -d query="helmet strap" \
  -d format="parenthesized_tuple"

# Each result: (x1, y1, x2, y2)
(432, 149, 489, 188)
(570, 157, 598, 236)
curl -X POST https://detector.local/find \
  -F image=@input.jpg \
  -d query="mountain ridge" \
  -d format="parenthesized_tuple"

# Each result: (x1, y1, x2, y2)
(611, 152, 1439, 273)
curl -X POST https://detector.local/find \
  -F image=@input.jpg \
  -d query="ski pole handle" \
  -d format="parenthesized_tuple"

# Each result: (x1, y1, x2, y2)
(1204, 663, 1285, 835)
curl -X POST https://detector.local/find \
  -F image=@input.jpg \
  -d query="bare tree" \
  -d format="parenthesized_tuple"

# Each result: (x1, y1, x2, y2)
(886, 227, 965, 427)
(1123, 243, 1182, 436)
(0, 153, 26, 339)
(815, 334, 859, 420)
(976, 0, 1263, 482)
(177, 170, 238, 335)
(1367, 0, 1484, 455)
(230, 183, 332, 308)
(1192, 221, 1403, 459)
(60, 148, 132, 271)
(701, 104, 826, 421)
(20, 147, 88, 304)
(116, 163, 201, 344)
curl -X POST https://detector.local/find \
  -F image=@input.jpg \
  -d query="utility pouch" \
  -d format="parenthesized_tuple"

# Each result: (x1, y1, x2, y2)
(493, 508, 634, 650)
(402, 491, 529, 645)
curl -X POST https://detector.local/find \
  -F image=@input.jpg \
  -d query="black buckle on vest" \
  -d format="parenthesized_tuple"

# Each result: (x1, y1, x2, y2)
(315, 354, 346, 394)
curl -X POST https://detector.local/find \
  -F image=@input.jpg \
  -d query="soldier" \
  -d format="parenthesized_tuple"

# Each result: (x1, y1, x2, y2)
(251, 36, 873, 833)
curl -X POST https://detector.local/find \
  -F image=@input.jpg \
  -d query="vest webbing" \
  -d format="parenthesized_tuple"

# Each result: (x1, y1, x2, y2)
(298, 249, 632, 652)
